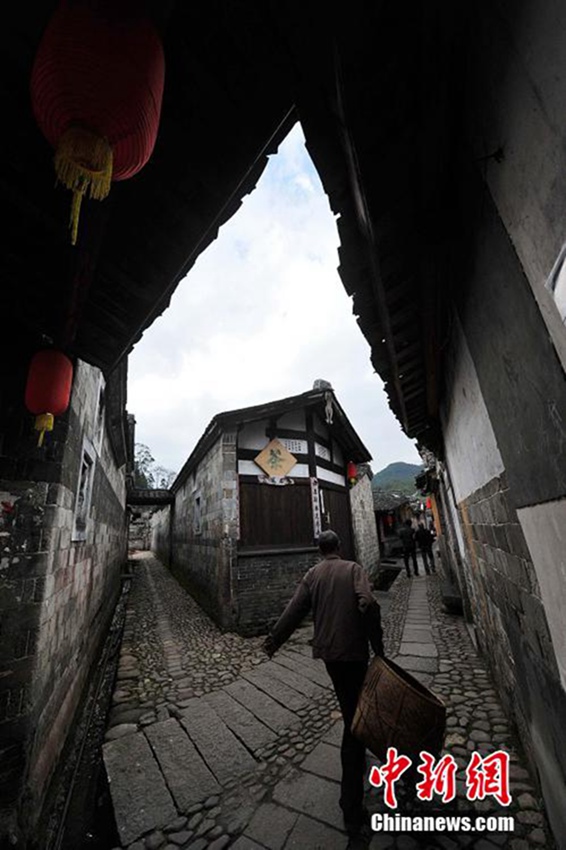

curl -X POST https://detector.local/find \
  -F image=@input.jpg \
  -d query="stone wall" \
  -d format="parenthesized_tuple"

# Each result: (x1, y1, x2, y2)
(129, 506, 165, 551)
(468, 0, 566, 376)
(349, 473, 379, 579)
(167, 431, 238, 629)
(440, 179, 566, 844)
(0, 357, 127, 845)
(235, 549, 319, 636)
(150, 506, 171, 564)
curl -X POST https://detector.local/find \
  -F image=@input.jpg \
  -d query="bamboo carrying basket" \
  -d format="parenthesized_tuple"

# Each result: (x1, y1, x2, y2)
(352, 656, 446, 760)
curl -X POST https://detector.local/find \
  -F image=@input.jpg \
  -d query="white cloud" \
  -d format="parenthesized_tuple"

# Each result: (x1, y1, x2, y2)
(128, 122, 421, 474)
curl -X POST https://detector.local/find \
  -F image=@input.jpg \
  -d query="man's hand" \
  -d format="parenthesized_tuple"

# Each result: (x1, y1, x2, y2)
(263, 635, 277, 658)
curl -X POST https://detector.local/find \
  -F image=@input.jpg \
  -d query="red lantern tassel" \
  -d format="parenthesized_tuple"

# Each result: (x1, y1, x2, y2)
(54, 126, 113, 244)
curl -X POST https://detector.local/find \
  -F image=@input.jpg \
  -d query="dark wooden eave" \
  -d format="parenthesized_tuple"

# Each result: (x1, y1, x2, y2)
(4, 2, 466, 454)
(173, 387, 372, 492)
(127, 488, 174, 507)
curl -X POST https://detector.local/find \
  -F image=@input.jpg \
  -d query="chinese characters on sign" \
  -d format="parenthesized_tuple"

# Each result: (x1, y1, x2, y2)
(368, 748, 511, 809)
(310, 477, 322, 538)
(254, 438, 297, 478)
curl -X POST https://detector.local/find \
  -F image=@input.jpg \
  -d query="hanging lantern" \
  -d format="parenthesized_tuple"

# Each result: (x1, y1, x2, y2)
(347, 461, 358, 485)
(426, 497, 432, 510)
(30, 0, 165, 244)
(25, 350, 74, 446)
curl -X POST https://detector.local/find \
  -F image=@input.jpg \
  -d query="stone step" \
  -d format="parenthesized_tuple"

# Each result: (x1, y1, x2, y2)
(103, 731, 177, 847)
(225, 678, 301, 732)
(145, 718, 221, 810)
(278, 650, 333, 689)
(266, 659, 327, 699)
(242, 667, 310, 713)
(180, 698, 257, 783)
(203, 688, 277, 752)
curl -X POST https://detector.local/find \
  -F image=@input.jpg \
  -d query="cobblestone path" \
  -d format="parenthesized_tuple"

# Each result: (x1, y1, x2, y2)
(103, 553, 552, 850)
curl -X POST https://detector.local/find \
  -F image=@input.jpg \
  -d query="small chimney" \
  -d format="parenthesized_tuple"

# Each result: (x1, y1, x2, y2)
(313, 379, 333, 391)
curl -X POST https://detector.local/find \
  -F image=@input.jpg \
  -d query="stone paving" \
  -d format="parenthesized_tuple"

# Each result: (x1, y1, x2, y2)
(103, 552, 554, 850)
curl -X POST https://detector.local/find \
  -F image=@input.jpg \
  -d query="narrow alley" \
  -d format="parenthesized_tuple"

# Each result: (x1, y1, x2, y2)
(4, 6, 566, 849)
(95, 552, 549, 850)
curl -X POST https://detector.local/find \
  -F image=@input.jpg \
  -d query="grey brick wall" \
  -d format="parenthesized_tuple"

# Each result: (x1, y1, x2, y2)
(458, 473, 559, 764)
(349, 474, 380, 578)
(165, 431, 238, 629)
(150, 506, 171, 562)
(235, 550, 320, 636)
(0, 359, 127, 844)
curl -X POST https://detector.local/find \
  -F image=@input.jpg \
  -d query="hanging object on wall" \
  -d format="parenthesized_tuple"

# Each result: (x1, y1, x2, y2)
(25, 350, 74, 446)
(347, 461, 358, 485)
(30, 0, 165, 244)
(310, 476, 322, 538)
(324, 391, 334, 425)
(254, 439, 297, 478)
(257, 475, 295, 486)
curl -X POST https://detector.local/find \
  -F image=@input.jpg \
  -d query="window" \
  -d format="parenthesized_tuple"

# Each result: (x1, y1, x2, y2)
(547, 244, 566, 324)
(73, 440, 95, 541)
(94, 380, 106, 453)
(193, 494, 202, 535)
(315, 442, 331, 461)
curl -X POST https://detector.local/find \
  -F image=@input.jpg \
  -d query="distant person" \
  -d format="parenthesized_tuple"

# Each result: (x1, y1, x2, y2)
(263, 529, 383, 847)
(398, 518, 418, 577)
(415, 521, 435, 575)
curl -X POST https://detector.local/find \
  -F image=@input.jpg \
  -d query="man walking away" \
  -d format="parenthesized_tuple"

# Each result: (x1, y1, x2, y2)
(263, 530, 383, 847)
(398, 518, 419, 577)
(415, 521, 435, 575)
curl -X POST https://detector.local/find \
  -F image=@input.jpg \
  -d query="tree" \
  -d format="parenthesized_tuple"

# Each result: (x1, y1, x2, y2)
(134, 443, 155, 489)
(133, 444, 177, 489)
(153, 465, 177, 488)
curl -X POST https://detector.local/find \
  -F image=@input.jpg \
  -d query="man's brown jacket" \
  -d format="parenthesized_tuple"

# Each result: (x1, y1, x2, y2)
(266, 554, 384, 661)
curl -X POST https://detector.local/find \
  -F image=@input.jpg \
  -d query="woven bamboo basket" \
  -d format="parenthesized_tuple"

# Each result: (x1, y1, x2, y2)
(352, 656, 446, 761)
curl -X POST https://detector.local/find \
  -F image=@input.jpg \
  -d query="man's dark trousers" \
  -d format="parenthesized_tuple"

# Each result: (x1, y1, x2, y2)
(325, 660, 368, 827)
(402, 547, 419, 577)
(419, 547, 433, 574)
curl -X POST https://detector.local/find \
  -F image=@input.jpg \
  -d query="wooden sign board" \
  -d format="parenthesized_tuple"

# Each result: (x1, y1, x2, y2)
(254, 438, 297, 478)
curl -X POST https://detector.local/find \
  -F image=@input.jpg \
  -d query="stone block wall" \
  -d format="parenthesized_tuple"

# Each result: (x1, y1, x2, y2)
(167, 431, 238, 629)
(150, 506, 171, 563)
(235, 549, 319, 636)
(349, 473, 379, 578)
(458, 474, 549, 712)
(0, 358, 127, 844)
(130, 506, 166, 551)
(439, 173, 566, 844)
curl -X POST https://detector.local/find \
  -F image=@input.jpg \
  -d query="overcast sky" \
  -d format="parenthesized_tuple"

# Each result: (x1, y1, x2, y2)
(128, 123, 421, 475)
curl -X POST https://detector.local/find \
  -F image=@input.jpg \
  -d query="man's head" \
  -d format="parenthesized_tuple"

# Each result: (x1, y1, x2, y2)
(318, 529, 341, 555)
(404, 519, 412, 527)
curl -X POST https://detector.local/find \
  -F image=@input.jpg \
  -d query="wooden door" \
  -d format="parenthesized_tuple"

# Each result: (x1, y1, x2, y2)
(320, 486, 355, 561)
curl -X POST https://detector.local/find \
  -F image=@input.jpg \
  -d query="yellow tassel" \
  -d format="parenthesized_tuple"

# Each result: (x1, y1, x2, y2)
(54, 127, 113, 245)
(35, 413, 54, 447)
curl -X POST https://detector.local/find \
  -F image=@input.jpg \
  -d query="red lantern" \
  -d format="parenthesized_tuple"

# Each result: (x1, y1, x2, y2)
(25, 350, 74, 446)
(347, 461, 358, 484)
(426, 497, 432, 509)
(30, 1, 165, 243)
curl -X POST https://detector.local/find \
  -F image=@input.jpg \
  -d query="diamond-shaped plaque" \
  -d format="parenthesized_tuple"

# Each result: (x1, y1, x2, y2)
(254, 438, 297, 477)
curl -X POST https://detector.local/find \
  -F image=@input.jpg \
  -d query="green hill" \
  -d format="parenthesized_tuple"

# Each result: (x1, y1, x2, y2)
(372, 461, 423, 495)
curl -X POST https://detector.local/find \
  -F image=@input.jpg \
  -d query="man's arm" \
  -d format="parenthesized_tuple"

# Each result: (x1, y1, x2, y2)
(353, 564, 384, 657)
(263, 577, 312, 657)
